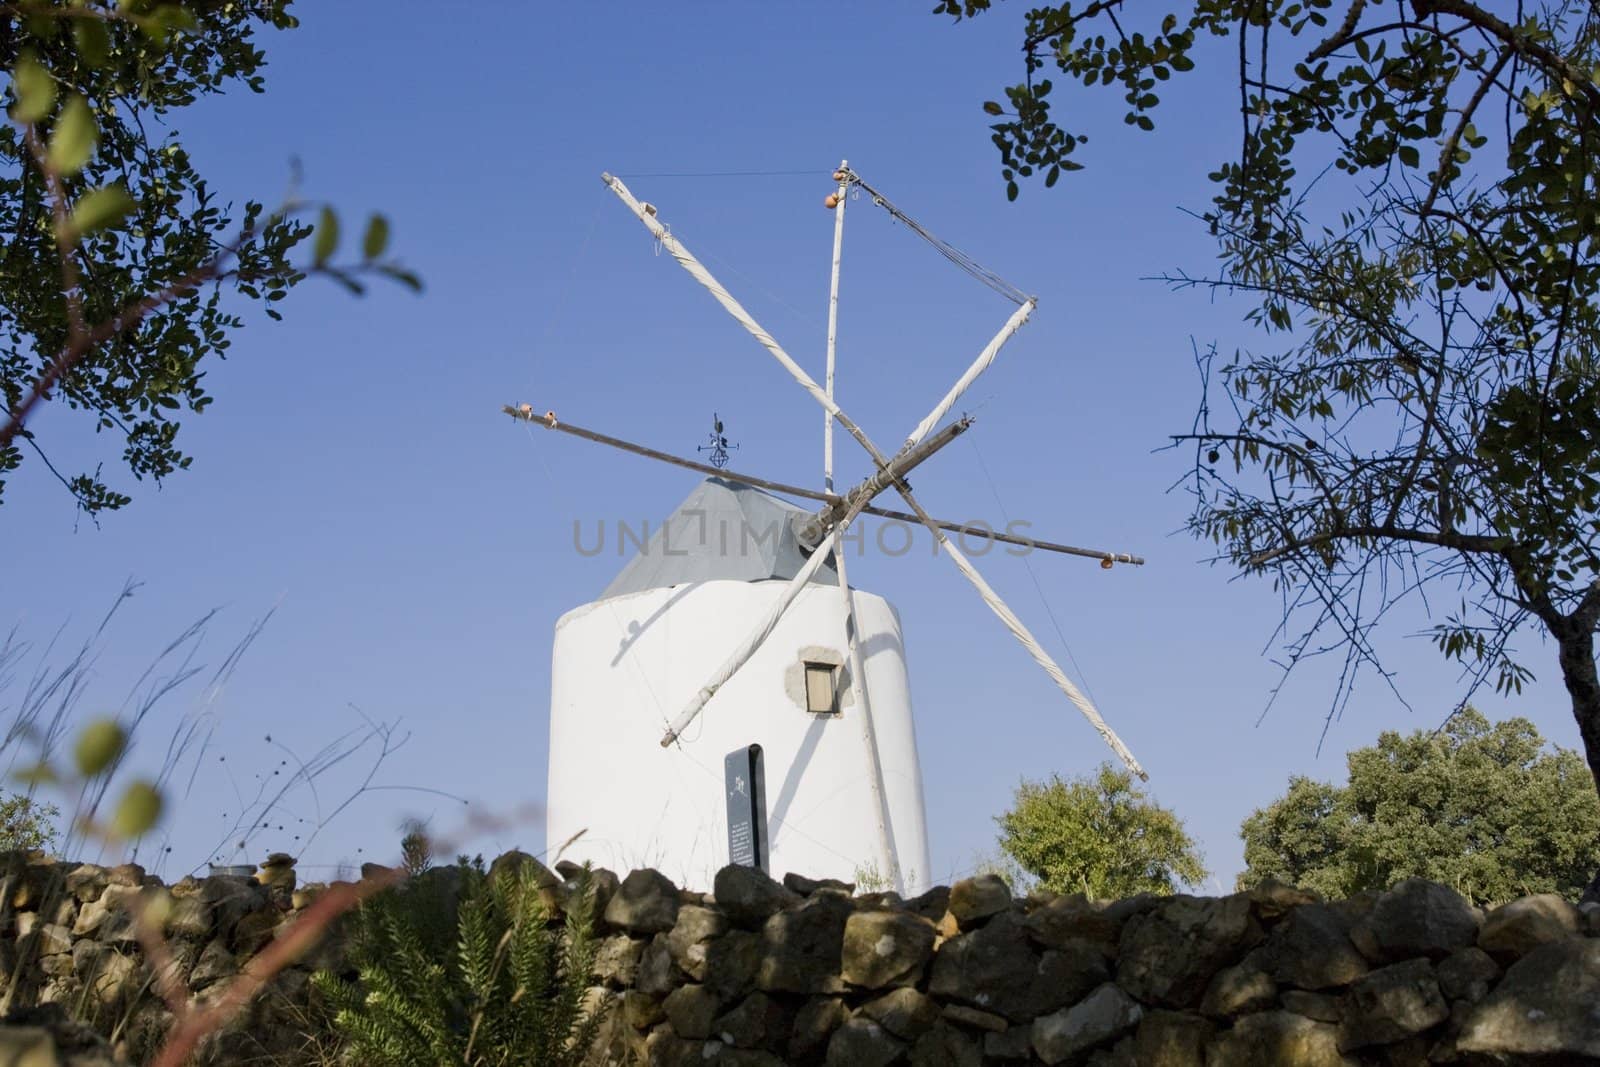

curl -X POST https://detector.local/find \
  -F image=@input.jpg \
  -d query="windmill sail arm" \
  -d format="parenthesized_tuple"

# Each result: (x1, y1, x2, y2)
(834, 547, 902, 893)
(890, 480, 1149, 780)
(501, 404, 1144, 565)
(658, 512, 849, 748)
(600, 173, 894, 471)
(903, 297, 1035, 452)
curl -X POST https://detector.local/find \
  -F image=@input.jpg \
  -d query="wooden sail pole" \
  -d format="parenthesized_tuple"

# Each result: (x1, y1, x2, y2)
(501, 405, 1144, 565)
(823, 161, 901, 894)
(825, 161, 848, 494)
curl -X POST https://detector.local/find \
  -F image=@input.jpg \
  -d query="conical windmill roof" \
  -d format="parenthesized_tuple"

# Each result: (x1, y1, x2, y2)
(602, 477, 839, 600)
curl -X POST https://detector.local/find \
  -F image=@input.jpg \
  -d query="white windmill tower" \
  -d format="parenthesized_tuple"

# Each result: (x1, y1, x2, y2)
(510, 164, 1145, 894)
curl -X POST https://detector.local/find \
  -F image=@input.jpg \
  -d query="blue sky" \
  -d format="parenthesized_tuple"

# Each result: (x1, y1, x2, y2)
(2, 3, 1583, 889)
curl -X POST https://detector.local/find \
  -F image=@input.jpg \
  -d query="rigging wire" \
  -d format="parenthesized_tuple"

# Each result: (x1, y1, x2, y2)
(967, 435, 1103, 712)
(847, 170, 1032, 307)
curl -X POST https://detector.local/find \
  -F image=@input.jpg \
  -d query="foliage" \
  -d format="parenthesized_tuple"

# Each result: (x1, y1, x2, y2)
(1240, 708, 1600, 905)
(312, 857, 605, 1067)
(997, 763, 1207, 898)
(0, 790, 58, 852)
(0, 1, 415, 515)
(944, 0, 1600, 899)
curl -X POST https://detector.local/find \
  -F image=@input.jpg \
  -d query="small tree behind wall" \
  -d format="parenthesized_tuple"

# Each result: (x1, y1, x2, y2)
(1240, 707, 1600, 905)
(997, 763, 1207, 899)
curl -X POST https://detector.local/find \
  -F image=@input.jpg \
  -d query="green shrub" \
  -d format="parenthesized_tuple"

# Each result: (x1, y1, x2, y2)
(312, 856, 603, 1066)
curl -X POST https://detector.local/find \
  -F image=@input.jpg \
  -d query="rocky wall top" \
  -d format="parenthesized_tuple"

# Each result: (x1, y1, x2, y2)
(1, 848, 1598, 1065)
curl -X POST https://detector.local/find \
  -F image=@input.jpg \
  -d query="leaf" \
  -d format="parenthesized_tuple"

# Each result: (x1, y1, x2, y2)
(361, 213, 390, 260)
(111, 780, 163, 838)
(1397, 144, 1420, 168)
(73, 19, 112, 67)
(70, 185, 135, 236)
(982, 100, 1004, 115)
(74, 718, 127, 778)
(11, 55, 56, 123)
(313, 206, 338, 265)
(48, 95, 98, 176)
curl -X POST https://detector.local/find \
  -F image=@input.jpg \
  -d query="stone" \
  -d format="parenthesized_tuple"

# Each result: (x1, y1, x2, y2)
(905, 885, 950, 922)
(108, 863, 143, 887)
(593, 934, 646, 986)
(714, 865, 800, 929)
(1456, 936, 1600, 1058)
(667, 905, 728, 981)
(165, 895, 212, 940)
(604, 869, 681, 935)
(231, 907, 281, 955)
(1436, 945, 1499, 1003)
(623, 990, 665, 1030)
(841, 909, 936, 989)
(861, 987, 939, 1040)
(947, 874, 1011, 930)
(941, 1003, 1010, 1032)
(909, 1020, 982, 1067)
(201, 876, 269, 931)
(662, 984, 720, 1040)
(756, 892, 850, 994)
(72, 885, 140, 941)
(64, 865, 108, 904)
(39, 954, 72, 979)
(636, 934, 681, 996)
(930, 910, 1108, 1021)
(1477, 893, 1581, 962)
(19, 922, 71, 957)
(1116, 894, 1264, 1008)
(789, 997, 848, 1062)
(84, 949, 136, 1009)
(1031, 983, 1143, 1065)
(1205, 1010, 1355, 1067)
(1087, 1037, 1137, 1067)
(1025, 893, 1126, 957)
(1261, 903, 1369, 991)
(188, 938, 236, 990)
(704, 930, 762, 1000)
(824, 1017, 904, 1067)
(1580, 900, 1600, 935)
(783, 872, 854, 896)
(1199, 958, 1277, 1017)
(1352, 879, 1477, 963)
(1280, 990, 1343, 1023)
(1337, 958, 1448, 1051)
(1244, 879, 1321, 923)
(984, 1026, 1034, 1060)
(713, 991, 788, 1050)
(0, 1026, 60, 1067)
(1132, 1010, 1212, 1067)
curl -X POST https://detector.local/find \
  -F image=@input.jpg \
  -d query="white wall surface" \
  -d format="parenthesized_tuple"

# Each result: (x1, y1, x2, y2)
(547, 579, 931, 892)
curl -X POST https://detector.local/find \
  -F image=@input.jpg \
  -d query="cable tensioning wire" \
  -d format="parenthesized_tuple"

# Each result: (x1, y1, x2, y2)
(846, 171, 1032, 307)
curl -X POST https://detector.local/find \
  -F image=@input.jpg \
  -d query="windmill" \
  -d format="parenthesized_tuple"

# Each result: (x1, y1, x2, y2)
(508, 163, 1145, 894)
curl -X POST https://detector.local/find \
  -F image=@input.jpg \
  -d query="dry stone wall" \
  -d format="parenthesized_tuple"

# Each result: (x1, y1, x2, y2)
(0, 848, 1598, 1065)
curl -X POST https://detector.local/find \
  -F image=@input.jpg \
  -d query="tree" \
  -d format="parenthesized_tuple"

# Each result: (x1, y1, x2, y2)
(0, 1, 414, 515)
(0, 790, 57, 852)
(997, 763, 1207, 898)
(942, 0, 1600, 900)
(312, 856, 605, 1067)
(1240, 708, 1600, 904)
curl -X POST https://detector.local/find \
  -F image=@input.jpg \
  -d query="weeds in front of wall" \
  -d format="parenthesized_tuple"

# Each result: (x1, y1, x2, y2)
(0, 583, 487, 1064)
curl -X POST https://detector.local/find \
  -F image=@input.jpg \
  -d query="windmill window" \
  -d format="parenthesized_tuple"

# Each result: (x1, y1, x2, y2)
(803, 661, 839, 715)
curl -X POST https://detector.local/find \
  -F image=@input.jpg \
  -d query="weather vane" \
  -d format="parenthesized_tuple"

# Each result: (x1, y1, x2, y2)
(697, 412, 738, 469)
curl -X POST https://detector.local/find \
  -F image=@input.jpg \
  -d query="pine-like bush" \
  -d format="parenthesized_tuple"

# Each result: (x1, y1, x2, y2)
(311, 856, 603, 1066)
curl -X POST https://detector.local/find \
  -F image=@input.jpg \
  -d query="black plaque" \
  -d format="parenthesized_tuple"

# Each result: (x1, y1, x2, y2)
(724, 744, 768, 872)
